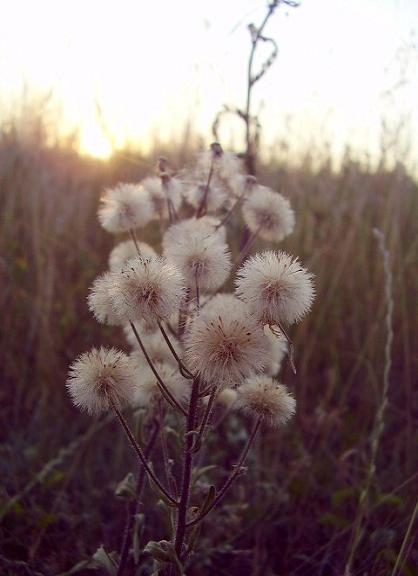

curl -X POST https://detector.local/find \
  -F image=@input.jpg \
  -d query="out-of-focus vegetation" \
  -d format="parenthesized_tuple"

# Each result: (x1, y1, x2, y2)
(0, 107, 417, 576)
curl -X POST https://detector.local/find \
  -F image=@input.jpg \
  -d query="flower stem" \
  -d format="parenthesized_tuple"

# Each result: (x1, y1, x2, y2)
(129, 321, 187, 416)
(174, 378, 200, 559)
(186, 415, 262, 528)
(117, 418, 160, 576)
(157, 321, 194, 380)
(129, 228, 142, 257)
(111, 399, 177, 507)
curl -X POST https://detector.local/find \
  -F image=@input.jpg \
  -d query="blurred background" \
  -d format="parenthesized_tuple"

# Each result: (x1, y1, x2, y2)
(0, 1, 417, 575)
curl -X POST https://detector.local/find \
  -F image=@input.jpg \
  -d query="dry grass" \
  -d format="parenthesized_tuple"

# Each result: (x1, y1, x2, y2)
(0, 117, 417, 575)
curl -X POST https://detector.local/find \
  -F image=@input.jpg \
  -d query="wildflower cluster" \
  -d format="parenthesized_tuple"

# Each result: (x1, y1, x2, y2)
(67, 143, 315, 570)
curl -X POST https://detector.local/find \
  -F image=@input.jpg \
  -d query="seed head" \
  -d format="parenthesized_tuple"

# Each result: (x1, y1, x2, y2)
(235, 250, 315, 325)
(66, 347, 135, 415)
(109, 256, 185, 324)
(109, 240, 157, 272)
(242, 186, 295, 242)
(185, 299, 269, 387)
(236, 375, 296, 427)
(98, 183, 153, 233)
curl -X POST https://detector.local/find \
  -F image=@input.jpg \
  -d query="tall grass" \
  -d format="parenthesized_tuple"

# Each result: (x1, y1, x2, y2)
(0, 115, 417, 575)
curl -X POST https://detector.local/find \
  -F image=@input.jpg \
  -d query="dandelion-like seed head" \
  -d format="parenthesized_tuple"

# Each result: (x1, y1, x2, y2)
(109, 240, 157, 272)
(242, 186, 295, 242)
(88, 271, 120, 326)
(235, 250, 315, 325)
(109, 256, 185, 324)
(66, 347, 135, 415)
(236, 375, 296, 427)
(185, 299, 269, 388)
(98, 183, 153, 233)
(163, 219, 231, 290)
(186, 182, 228, 213)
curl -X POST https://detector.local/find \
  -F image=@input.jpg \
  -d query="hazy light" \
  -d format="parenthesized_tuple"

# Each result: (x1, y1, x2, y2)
(0, 0, 417, 164)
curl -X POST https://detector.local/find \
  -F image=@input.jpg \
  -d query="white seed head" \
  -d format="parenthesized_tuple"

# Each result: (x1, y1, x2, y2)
(242, 186, 295, 242)
(185, 299, 269, 387)
(236, 375, 296, 427)
(66, 347, 135, 415)
(109, 240, 157, 272)
(235, 250, 315, 325)
(142, 175, 183, 220)
(88, 271, 121, 326)
(131, 361, 190, 408)
(98, 183, 153, 233)
(216, 387, 238, 408)
(109, 256, 185, 324)
(163, 219, 231, 290)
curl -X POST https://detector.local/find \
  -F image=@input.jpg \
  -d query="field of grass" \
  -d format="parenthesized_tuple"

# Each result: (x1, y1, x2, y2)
(0, 120, 417, 575)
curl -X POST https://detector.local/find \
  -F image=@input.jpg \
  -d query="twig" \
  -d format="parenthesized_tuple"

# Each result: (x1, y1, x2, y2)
(186, 416, 262, 528)
(111, 399, 177, 507)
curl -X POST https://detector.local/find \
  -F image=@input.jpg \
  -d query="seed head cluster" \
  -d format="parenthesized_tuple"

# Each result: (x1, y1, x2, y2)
(68, 144, 315, 433)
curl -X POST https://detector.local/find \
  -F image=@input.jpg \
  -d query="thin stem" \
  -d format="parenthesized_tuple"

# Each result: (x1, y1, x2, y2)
(191, 386, 219, 452)
(129, 321, 187, 416)
(272, 321, 297, 375)
(194, 270, 200, 311)
(111, 400, 177, 506)
(174, 378, 200, 559)
(196, 157, 215, 218)
(117, 419, 160, 576)
(186, 416, 262, 528)
(157, 321, 194, 380)
(129, 228, 142, 257)
(390, 497, 418, 576)
(178, 288, 191, 338)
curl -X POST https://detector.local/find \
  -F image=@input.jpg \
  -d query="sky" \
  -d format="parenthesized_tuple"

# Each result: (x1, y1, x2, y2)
(0, 0, 417, 166)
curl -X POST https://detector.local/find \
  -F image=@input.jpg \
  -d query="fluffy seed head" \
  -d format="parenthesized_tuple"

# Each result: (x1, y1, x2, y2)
(88, 272, 121, 326)
(235, 250, 315, 325)
(242, 186, 295, 242)
(109, 256, 185, 324)
(185, 299, 269, 387)
(236, 375, 296, 427)
(163, 219, 231, 291)
(66, 347, 135, 415)
(98, 183, 153, 233)
(109, 240, 157, 272)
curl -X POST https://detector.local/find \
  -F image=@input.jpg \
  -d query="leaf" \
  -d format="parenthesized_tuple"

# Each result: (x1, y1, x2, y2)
(92, 545, 117, 575)
(114, 472, 136, 500)
(199, 485, 216, 516)
(191, 465, 217, 486)
(133, 513, 145, 564)
(331, 487, 356, 508)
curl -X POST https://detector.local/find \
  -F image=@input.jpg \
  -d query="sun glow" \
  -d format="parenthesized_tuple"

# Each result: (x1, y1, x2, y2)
(0, 0, 417, 163)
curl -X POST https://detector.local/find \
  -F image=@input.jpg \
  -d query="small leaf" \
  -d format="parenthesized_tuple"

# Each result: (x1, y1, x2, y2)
(92, 545, 117, 575)
(133, 513, 145, 564)
(199, 485, 216, 516)
(115, 472, 136, 500)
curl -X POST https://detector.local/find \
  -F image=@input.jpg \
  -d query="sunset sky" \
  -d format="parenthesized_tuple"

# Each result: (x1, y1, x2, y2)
(0, 0, 417, 165)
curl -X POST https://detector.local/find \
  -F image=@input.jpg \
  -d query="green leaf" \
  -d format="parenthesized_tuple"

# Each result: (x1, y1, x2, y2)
(331, 487, 356, 508)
